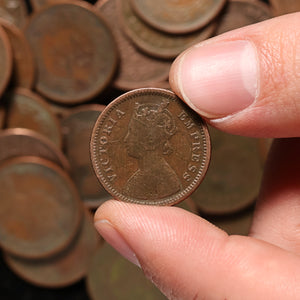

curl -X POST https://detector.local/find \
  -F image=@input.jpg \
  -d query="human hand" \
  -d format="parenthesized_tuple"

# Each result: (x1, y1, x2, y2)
(94, 13, 300, 299)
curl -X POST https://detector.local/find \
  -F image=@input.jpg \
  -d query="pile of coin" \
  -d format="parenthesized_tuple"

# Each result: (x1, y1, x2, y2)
(0, 0, 292, 299)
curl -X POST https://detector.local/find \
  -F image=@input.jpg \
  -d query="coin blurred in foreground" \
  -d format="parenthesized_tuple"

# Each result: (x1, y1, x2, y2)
(131, 0, 226, 34)
(190, 126, 262, 215)
(0, 128, 70, 171)
(91, 88, 211, 206)
(5, 209, 100, 288)
(86, 243, 166, 300)
(62, 105, 111, 208)
(0, 156, 82, 259)
(25, 1, 118, 104)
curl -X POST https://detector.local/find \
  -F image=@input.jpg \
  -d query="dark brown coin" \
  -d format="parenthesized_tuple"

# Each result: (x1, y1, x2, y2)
(62, 105, 111, 208)
(86, 243, 166, 300)
(30, 0, 55, 11)
(97, 0, 171, 91)
(215, 0, 272, 35)
(0, 0, 28, 28)
(269, 0, 300, 16)
(0, 19, 35, 88)
(5, 88, 62, 148)
(0, 104, 5, 128)
(25, 1, 118, 104)
(257, 138, 273, 166)
(118, 0, 216, 59)
(4, 209, 100, 288)
(0, 24, 12, 97)
(0, 156, 82, 259)
(131, 0, 226, 34)
(190, 126, 262, 215)
(91, 88, 211, 206)
(0, 128, 70, 171)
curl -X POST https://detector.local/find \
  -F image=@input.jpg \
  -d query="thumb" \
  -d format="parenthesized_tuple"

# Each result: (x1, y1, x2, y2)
(169, 13, 300, 138)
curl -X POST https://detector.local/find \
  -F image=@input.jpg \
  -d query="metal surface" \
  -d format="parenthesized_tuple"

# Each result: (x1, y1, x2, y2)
(91, 88, 211, 206)
(0, 0, 28, 28)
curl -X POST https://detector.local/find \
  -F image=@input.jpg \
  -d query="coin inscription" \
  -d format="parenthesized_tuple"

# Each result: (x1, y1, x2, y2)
(91, 88, 211, 205)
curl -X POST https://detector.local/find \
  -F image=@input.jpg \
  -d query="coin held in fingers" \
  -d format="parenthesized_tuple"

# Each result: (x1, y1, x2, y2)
(91, 88, 211, 206)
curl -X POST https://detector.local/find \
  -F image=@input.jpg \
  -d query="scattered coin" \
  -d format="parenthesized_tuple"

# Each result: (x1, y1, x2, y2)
(97, 0, 171, 91)
(130, 0, 226, 34)
(190, 126, 262, 215)
(117, 0, 216, 59)
(5, 88, 62, 148)
(0, 156, 83, 259)
(0, 128, 70, 171)
(25, 0, 118, 104)
(91, 88, 211, 206)
(5, 209, 100, 288)
(0, 19, 35, 88)
(86, 243, 166, 300)
(62, 105, 111, 208)
(0, 0, 28, 28)
(269, 0, 300, 16)
(215, 0, 272, 35)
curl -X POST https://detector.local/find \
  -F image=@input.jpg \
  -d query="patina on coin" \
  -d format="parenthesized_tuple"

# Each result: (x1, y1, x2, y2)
(86, 243, 166, 300)
(0, 156, 82, 259)
(25, 0, 118, 104)
(131, 0, 226, 34)
(5, 209, 100, 288)
(91, 88, 211, 206)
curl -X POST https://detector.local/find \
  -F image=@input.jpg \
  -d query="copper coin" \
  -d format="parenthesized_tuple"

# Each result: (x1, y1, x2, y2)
(0, 20, 35, 88)
(97, 0, 171, 91)
(4, 209, 100, 288)
(257, 138, 273, 166)
(190, 126, 262, 215)
(0, 156, 82, 259)
(131, 0, 226, 34)
(117, 0, 216, 59)
(25, 1, 118, 104)
(30, 0, 56, 11)
(86, 243, 166, 300)
(62, 105, 111, 208)
(0, 24, 12, 97)
(5, 88, 62, 148)
(215, 0, 272, 35)
(269, 0, 300, 16)
(0, 0, 28, 28)
(0, 128, 70, 171)
(91, 88, 211, 206)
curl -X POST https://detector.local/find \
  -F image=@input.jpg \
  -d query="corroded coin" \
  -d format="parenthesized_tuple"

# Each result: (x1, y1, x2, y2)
(0, 0, 28, 28)
(0, 24, 12, 97)
(25, 1, 118, 104)
(97, 0, 171, 91)
(215, 0, 272, 35)
(269, 0, 300, 16)
(5, 88, 62, 148)
(0, 19, 35, 88)
(62, 105, 111, 208)
(86, 243, 166, 300)
(131, 0, 226, 34)
(0, 156, 82, 259)
(0, 128, 70, 171)
(190, 126, 262, 215)
(91, 88, 211, 206)
(118, 0, 216, 59)
(5, 209, 100, 288)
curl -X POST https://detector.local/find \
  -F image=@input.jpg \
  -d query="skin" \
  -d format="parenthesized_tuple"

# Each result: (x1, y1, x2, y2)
(95, 13, 300, 299)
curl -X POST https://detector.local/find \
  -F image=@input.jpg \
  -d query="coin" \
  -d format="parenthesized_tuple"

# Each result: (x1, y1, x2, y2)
(215, 0, 272, 35)
(86, 243, 166, 300)
(269, 0, 300, 16)
(4, 209, 100, 288)
(25, 0, 118, 104)
(5, 88, 62, 148)
(0, 19, 35, 88)
(91, 88, 211, 206)
(62, 105, 111, 208)
(257, 138, 273, 166)
(131, 0, 226, 34)
(117, 0, 216, 59)
(97, 0, 171, 91)
(0, 156, 82, 259)
(0, 0, 28, 28)
(0, 128, 70, 171)
(0, 104, 5, 128)
(0, 24, 12, 97)
(190, 126, 262, 215)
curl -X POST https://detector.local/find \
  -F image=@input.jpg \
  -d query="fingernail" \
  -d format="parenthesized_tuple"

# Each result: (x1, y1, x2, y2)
(94, 219, 141, 267)
(171, 40, 259, 118)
